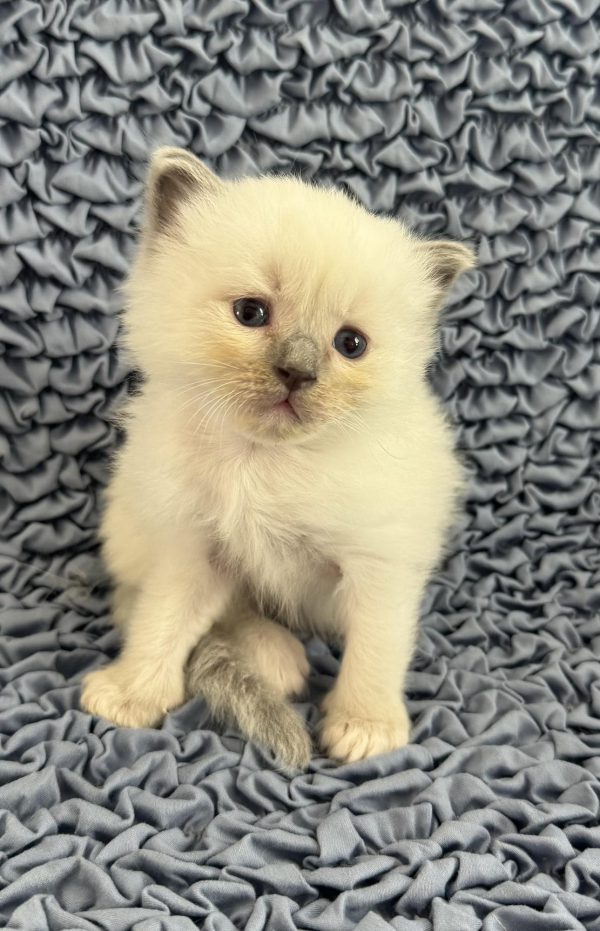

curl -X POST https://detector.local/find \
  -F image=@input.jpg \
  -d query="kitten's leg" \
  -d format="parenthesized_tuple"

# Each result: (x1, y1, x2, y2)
(82, 535, 230, 728)
(232, 613, 309, 698)
(100, 493, 154, 628)
(112, 583, 138, 628)
(320, 574, 424, 763)
(101, 491, 154, 590)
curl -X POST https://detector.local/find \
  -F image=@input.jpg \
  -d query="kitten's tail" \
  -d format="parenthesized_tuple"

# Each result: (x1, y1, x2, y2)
(186, 629, 312, 771)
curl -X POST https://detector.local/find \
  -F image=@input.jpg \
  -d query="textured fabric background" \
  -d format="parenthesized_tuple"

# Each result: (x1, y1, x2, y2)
(1, 1, 600, 929)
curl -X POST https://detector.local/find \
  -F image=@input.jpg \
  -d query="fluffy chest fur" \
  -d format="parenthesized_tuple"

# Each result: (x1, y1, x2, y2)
(123, 383, 462, 615)
(197, 439, 341, 617)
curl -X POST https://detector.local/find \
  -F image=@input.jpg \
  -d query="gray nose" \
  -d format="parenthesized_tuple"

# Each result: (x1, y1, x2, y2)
(274, 365, 317, 392)
(273, 334, 319, 392)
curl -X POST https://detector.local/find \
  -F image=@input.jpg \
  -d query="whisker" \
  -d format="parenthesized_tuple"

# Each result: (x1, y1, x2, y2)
(177, 385, 224, 419)
(191, 386, 241, 436)
(171, 359, 243, 372)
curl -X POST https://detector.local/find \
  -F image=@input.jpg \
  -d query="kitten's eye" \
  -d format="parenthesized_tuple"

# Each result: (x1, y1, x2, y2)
(334, 328, 367, 359)
(233, 298, 270, 328)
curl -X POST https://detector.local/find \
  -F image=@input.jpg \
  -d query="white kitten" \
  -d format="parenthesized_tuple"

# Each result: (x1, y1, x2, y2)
(81, 147, 473, 767)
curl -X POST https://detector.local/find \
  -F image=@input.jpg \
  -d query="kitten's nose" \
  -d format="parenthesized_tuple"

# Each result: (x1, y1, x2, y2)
(274, 365, 317, 392)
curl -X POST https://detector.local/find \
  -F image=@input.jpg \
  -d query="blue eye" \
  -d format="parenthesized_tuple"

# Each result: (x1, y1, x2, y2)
(233, 298, 270, 327)
(334, 328, 367, 359)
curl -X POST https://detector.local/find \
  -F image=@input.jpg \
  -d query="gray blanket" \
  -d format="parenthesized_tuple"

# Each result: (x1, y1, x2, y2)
(1, 1, 599, 929)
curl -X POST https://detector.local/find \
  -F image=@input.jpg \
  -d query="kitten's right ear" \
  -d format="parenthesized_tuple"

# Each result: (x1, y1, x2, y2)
(144, 147, 222, 235)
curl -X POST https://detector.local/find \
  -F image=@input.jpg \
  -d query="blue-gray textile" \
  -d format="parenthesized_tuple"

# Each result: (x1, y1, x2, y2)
(1, 1, 600, 929)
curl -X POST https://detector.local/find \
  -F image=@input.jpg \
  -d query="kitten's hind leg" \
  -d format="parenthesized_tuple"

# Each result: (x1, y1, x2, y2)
(233, 614, 309, 698)
(186, 612, 312, 770)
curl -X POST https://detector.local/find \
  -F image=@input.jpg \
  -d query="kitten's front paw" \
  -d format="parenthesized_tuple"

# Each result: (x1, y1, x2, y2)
(320, 697, 411, 763)
(81, 664, 183, 728)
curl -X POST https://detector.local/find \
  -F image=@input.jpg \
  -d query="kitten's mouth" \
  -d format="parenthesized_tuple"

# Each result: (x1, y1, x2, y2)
(273, 396, 301, 421)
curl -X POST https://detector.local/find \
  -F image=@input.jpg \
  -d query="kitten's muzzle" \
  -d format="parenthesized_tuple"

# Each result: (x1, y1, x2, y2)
(274, 364, 316, 392)
(272, 334, 319, 393)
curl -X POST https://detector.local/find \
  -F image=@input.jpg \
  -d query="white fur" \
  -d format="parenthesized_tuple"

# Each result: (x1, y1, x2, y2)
(81, 148, 473, 763)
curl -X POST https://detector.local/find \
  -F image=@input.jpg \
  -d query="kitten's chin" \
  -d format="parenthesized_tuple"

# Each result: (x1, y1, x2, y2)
(234, 399, 319, 445)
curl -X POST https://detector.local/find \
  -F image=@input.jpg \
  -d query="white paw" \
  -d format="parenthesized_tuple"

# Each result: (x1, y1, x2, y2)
(320, 697, 411, 763)
(251, 626, 310, 698)
(81, 664, 184, 728)
(272, 635, 310, 698)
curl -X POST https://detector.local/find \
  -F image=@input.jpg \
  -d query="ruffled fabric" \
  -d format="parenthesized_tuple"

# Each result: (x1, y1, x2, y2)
(1, 1, 600, 929)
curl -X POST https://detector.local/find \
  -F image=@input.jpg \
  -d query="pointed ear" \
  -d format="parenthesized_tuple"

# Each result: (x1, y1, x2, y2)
(144, 147, 223, 235)
(420, 240, 476, 295)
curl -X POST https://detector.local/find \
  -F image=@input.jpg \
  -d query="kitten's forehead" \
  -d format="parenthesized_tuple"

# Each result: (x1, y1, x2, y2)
(274, 264, 374, 341)
(177, 175, 426, 339)
(209, 182, 400, 315)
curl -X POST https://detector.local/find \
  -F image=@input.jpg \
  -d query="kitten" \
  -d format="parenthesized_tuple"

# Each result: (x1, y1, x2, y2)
(81, 147, 473, 768)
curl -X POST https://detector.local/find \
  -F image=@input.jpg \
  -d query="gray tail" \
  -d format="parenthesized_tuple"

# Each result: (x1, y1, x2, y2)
(186, 629, 312, 771)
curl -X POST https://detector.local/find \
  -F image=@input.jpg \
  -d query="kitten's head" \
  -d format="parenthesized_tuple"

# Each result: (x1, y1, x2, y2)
(125, 148, 474, 444)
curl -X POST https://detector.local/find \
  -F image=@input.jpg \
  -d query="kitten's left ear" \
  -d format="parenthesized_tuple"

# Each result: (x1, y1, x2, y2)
(419, 240, 476, 297)
(144, 147, 223, 235)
